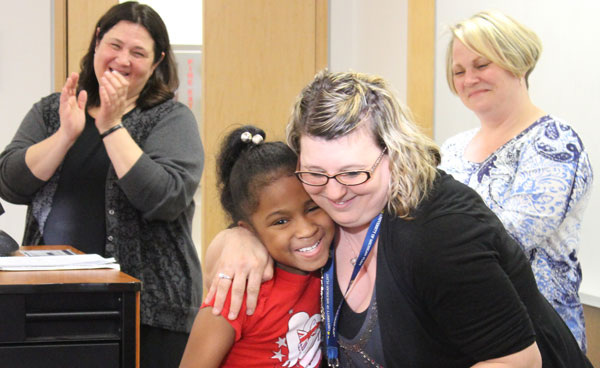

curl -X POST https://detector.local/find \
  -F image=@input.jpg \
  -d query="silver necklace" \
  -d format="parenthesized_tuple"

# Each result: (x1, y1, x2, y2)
(350, 246, 358, 266)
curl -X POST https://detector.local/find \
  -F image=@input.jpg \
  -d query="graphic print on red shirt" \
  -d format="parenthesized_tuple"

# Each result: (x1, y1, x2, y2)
(203, 269, 322, 367)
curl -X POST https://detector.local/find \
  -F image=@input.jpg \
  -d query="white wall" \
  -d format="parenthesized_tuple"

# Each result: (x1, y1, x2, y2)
(329, 0, 408, 102)
(434, 0, 600, 306)
(0, 0, 53, 242)
(136, 0, 202, 45)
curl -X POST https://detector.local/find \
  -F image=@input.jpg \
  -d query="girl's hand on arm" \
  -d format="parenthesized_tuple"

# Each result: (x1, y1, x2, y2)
(203, 227, 273, 320)
(471, 342, 541, 368)
(179, 308, 235, 368)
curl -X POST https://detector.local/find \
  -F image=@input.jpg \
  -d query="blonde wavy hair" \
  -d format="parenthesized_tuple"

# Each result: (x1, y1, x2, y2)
(446, 10, 542, 94)
(286, 70, 440, 218)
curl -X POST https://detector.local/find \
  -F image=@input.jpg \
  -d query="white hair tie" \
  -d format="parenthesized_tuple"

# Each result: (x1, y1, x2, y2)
(241, 131, 264, 145)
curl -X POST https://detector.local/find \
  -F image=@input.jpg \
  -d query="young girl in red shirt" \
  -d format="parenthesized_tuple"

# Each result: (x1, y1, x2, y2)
(180, 126, 334, 367)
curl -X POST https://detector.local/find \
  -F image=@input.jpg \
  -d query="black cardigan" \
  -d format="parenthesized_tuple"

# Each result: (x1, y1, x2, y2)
(374, 172, 591, 367)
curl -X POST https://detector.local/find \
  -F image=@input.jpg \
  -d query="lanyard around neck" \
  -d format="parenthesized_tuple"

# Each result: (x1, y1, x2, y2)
(322, 213, 383, 367)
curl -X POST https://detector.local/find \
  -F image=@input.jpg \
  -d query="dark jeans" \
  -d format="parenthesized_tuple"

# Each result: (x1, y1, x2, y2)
(140, 325, 190, 368)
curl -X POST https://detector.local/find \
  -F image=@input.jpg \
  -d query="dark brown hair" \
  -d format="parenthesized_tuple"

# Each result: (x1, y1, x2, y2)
(77, 1, 178, 110)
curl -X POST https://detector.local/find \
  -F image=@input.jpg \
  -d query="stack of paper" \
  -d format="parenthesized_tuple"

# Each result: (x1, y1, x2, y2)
(0, 253, 120, 271)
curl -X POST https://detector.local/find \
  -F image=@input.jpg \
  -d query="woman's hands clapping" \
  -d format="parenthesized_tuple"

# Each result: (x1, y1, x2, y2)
(25, 72, 88, 181)
(58, 72, 87, 143)
(94, 69, 144, 180)
(96, 70, 131, 134)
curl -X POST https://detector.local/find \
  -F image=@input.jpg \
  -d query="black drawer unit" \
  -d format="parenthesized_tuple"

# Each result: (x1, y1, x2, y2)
(0, 278, 140, 367)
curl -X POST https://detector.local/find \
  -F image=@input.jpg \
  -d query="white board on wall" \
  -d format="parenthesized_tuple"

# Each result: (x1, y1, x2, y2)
(434, 0, 600, 306)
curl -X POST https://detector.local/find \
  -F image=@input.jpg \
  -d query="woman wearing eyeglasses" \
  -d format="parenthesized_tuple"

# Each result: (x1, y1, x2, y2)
(202, 70, 591, 367)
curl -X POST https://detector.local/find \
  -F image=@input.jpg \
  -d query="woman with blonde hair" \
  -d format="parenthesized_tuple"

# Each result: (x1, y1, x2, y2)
(440, 10, 592, 351)
(203, 70, 591, 367)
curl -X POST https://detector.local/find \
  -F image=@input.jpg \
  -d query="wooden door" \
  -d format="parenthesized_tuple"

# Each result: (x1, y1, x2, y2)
(201, 0, 328, 256)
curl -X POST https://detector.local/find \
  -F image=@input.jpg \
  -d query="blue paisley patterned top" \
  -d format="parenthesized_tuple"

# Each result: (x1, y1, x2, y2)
(439, 115, 593, 352)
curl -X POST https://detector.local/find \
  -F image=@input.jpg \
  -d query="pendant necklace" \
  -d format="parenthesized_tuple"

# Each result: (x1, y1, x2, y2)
(349, 244, 359, 266)
(350, 252, 358, 266)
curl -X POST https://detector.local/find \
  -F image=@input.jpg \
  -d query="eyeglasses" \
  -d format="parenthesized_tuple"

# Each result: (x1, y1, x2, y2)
(295, 147, 387, 186)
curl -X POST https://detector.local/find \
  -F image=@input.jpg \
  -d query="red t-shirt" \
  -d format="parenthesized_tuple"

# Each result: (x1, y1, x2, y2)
(203, 268, 322, 367)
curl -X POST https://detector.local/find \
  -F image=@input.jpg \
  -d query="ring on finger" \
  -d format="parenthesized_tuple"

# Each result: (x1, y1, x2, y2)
(218, 272, 232, 280)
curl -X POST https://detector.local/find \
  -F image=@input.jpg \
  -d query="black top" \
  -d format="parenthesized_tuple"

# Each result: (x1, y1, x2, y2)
(373, 171, 591, 367)
(43, 113, 109, 255)
(335, 275, 368, 339)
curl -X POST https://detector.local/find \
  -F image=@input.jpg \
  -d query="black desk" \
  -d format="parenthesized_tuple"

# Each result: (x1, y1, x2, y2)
(0, 246, 141, 368)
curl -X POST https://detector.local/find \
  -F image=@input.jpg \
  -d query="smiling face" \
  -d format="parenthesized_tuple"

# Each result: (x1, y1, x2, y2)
(245, 175, 334, 275)
(451, 40, 523, 117)
(298, 125, 391, 232)
(93, 20, 162, 101)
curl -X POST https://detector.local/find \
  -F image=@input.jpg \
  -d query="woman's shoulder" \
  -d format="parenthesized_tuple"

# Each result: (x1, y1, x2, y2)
(381, 175, 511, 280)
(417, 172, 491, 221)
(439, 129, 478, 174)
(526, 114, 579, 136)
(139, 98, 191, 117)
(440, 128, 478, 152)
(27, 92, 62, 130)
(127, 99, 197, 137)
(41, 92, 61, 102)
(35, 92, 61, 111)
(383, 173, 499, 249)
(524, 115, 587, 153)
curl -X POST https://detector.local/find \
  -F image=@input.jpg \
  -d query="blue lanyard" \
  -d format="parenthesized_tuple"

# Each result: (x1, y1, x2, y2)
(323, 213, 383, 367)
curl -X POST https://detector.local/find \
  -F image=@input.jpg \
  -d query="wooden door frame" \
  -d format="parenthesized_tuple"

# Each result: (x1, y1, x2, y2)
(407, 0, 435, 138)
(53, 0, 118, 91)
